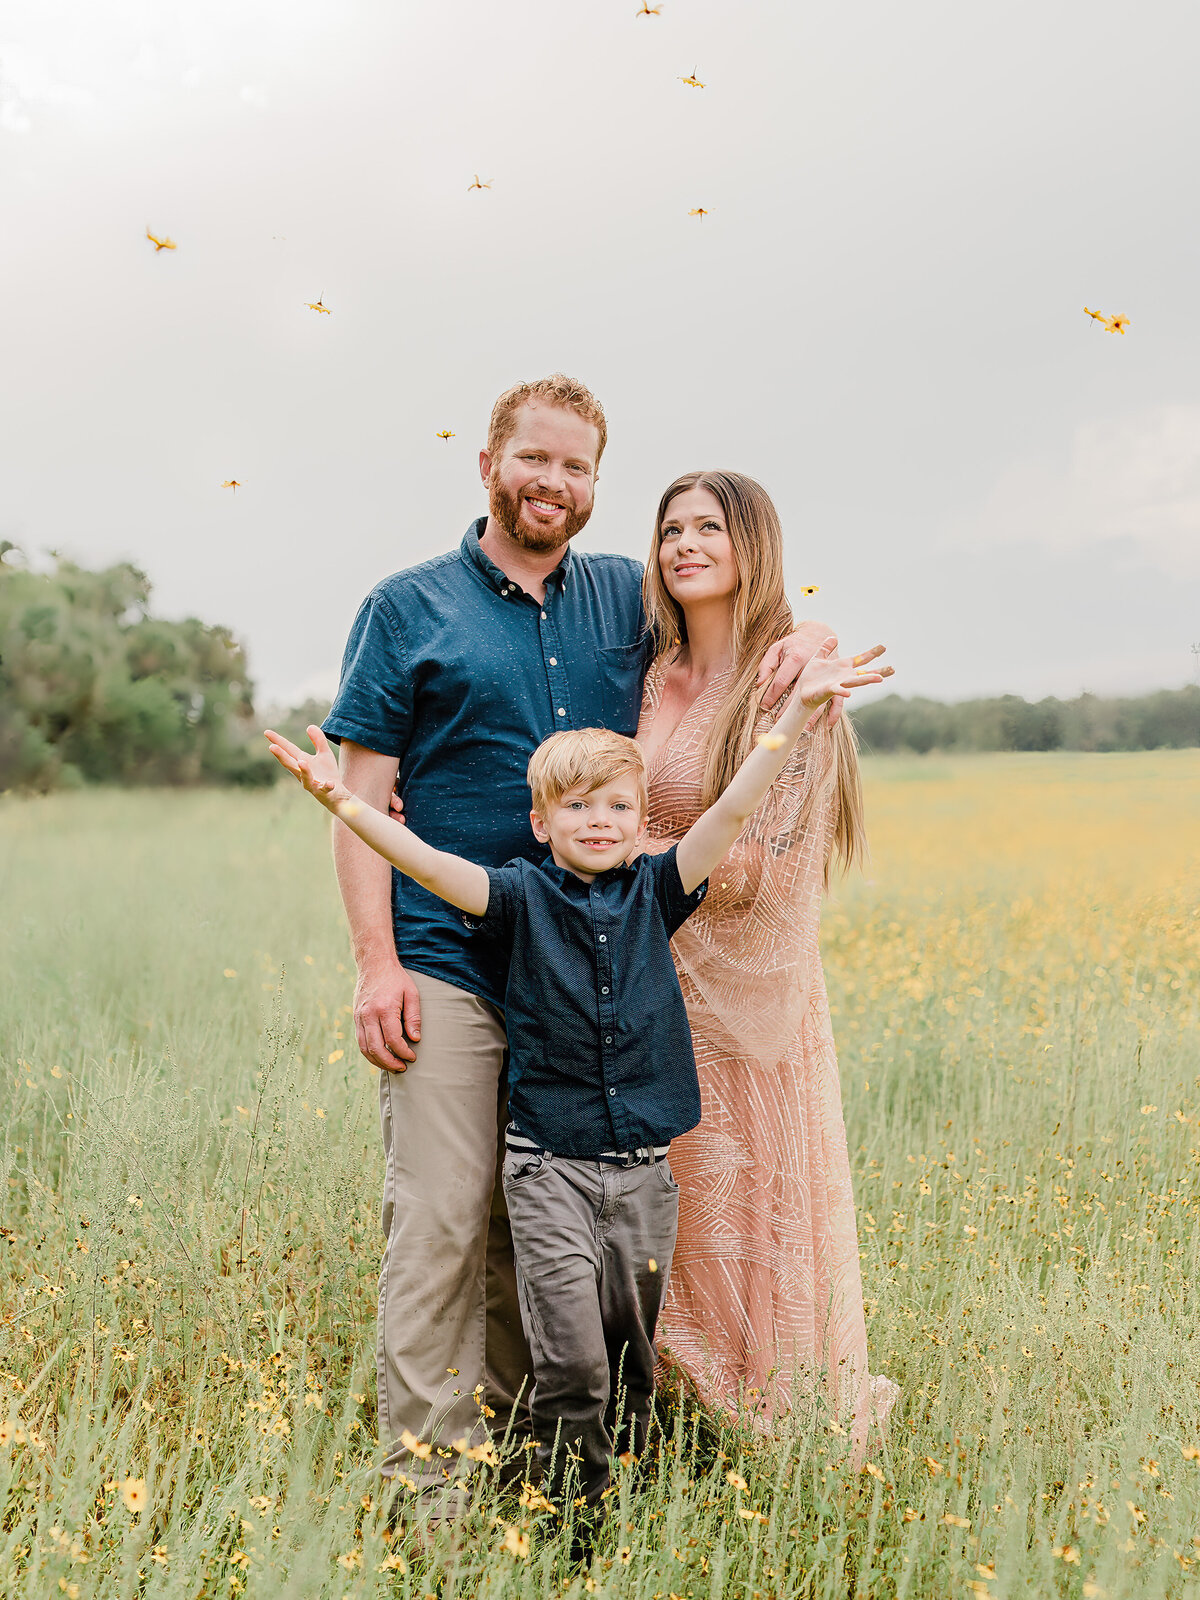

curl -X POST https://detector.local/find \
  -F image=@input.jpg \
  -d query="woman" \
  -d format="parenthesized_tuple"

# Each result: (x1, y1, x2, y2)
(635, 470, 898, 1444)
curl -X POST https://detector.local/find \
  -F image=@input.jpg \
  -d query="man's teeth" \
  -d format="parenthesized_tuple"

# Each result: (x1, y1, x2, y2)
(527, 498, 564, 513)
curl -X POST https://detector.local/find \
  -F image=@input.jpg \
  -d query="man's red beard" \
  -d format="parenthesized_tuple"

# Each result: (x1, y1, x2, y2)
(488, 477, 593, 552)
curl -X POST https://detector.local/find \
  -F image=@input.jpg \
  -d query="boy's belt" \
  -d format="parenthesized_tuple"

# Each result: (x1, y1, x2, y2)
(505, 1126, 670, 1168)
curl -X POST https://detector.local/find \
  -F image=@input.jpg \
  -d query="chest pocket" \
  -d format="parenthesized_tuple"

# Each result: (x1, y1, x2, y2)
(597, 641, 648, 736)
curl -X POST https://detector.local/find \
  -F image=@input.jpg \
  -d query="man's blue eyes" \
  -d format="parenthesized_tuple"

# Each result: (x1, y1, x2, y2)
(520, 455, 588, 473)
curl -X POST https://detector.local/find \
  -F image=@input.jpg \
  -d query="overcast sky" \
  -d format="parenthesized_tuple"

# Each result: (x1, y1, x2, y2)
(3, 0, 1198, 706)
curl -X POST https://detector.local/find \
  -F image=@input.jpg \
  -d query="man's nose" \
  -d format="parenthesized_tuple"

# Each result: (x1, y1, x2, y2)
(536, 462, 568, 492)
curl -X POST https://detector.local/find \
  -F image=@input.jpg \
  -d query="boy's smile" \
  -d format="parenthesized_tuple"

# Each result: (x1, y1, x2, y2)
(530, 776, 647, 880)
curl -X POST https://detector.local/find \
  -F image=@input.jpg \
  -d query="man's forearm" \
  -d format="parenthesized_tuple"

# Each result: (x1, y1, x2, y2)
(331, 742, 405, 971)
(333, 819, 400, 969)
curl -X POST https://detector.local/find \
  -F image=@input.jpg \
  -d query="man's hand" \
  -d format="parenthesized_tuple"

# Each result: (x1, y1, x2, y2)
(757, 619, 842, 715)
(355, 958, 422, 1071)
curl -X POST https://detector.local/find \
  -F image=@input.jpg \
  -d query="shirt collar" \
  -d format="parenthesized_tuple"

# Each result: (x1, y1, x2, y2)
(538, 851, 639, 887)
(460, 518, 574, 598)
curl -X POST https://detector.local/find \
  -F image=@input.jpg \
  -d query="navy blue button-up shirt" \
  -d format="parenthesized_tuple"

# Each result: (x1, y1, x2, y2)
(323, 520, 650, 1008)
(465, 846, 707, 1156)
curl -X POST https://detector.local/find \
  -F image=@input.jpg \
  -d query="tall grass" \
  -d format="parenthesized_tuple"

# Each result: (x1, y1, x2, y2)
(2, 753, 1198, 1597)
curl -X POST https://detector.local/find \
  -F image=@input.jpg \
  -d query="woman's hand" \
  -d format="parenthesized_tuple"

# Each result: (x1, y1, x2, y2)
(264, 725, 353, 808)
(796, 640, 893, 731)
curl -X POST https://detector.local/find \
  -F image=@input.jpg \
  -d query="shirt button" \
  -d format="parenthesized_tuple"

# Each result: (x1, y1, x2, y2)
(598, 934, 607, 942)
(605, 1036, 613, 1044)
(549, 656, 557, 666)
(609, 1088, 616, 1097)
(541, 611, 547, 620)
(601, 986, 609, 994)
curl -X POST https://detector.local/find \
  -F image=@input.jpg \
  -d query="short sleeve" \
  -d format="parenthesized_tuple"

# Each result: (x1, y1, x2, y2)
(322, 588, 414, 757)
(459, 862, 524, 941)
(645, 844, 708, 938)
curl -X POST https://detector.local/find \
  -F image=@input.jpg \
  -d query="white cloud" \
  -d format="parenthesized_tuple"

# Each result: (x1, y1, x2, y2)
(966, 406, 1200, 578)
(0, 49, 97, 131)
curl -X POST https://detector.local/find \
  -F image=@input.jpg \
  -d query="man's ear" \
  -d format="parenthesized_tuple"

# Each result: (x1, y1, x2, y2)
(530, 808, 549, 843)
(479, 449, 493, 487)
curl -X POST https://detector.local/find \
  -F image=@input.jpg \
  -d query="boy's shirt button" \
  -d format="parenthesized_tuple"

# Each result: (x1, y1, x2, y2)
(549, 656, 557, 665)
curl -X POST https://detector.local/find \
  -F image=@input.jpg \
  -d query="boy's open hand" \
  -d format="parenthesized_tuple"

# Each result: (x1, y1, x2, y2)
(797, 639, 894, 731)
(264, 725, 352, 808)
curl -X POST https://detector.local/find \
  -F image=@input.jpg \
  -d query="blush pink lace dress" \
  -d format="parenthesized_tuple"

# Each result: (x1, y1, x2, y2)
(637, 661, 899, 1443)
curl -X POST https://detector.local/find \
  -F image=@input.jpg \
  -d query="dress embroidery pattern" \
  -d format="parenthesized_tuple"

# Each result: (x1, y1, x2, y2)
(637, 661, 899, 1441)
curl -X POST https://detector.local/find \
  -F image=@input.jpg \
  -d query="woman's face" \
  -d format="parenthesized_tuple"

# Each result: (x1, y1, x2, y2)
(658, 487, 738, 608)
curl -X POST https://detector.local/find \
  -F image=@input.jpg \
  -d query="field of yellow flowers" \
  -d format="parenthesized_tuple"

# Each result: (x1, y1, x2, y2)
(1, 751, 1198, 1599)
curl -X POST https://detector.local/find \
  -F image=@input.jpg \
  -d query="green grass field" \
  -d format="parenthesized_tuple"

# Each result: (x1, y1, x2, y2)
(2, 753, 1199, 1598)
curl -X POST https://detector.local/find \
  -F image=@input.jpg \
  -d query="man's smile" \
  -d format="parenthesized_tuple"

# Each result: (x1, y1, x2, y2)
(525, 496, 567, 516)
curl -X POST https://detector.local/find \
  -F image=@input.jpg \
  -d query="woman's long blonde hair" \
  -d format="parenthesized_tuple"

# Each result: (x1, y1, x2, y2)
(642, 470, 866, 882)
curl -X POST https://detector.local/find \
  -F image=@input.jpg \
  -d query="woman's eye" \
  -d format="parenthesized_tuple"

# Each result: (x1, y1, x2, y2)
(660, 528, 680, 540)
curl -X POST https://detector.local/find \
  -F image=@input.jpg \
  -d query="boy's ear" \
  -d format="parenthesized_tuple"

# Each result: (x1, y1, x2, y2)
(529, 808, 550, 843)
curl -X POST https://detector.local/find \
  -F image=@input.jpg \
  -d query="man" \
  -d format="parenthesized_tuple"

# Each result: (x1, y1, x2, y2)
(322, 373, 830, 1512)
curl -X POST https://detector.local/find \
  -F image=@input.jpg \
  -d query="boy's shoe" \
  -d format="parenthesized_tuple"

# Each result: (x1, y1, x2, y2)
(566, 1503, 606, 1569)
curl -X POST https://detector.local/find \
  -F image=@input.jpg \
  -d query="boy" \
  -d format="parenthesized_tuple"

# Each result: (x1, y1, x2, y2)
(264, 635, 885, 1511)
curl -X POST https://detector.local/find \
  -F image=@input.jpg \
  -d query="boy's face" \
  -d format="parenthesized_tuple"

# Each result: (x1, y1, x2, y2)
(530, 776, 646, 880)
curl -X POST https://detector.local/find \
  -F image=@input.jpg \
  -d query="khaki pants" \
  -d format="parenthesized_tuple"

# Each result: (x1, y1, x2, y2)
(377, 972, 532, 1490)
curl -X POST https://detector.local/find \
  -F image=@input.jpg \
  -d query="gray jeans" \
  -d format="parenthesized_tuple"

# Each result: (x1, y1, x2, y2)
(502, 1148, 680, 1507)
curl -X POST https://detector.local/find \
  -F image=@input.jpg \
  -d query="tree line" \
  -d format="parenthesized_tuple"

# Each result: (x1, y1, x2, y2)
(850, 686, 1200, 754)
(2, 545, 1196, 792)
(0, 544, 274, 792)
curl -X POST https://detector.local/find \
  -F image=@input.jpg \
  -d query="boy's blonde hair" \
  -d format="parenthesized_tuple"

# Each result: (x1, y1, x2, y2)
(526, 728, 647, 817)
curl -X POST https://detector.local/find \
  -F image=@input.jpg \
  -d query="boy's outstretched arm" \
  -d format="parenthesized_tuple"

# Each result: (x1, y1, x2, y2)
(674, 640, 893, 894)
(265, 726, 490, 917)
